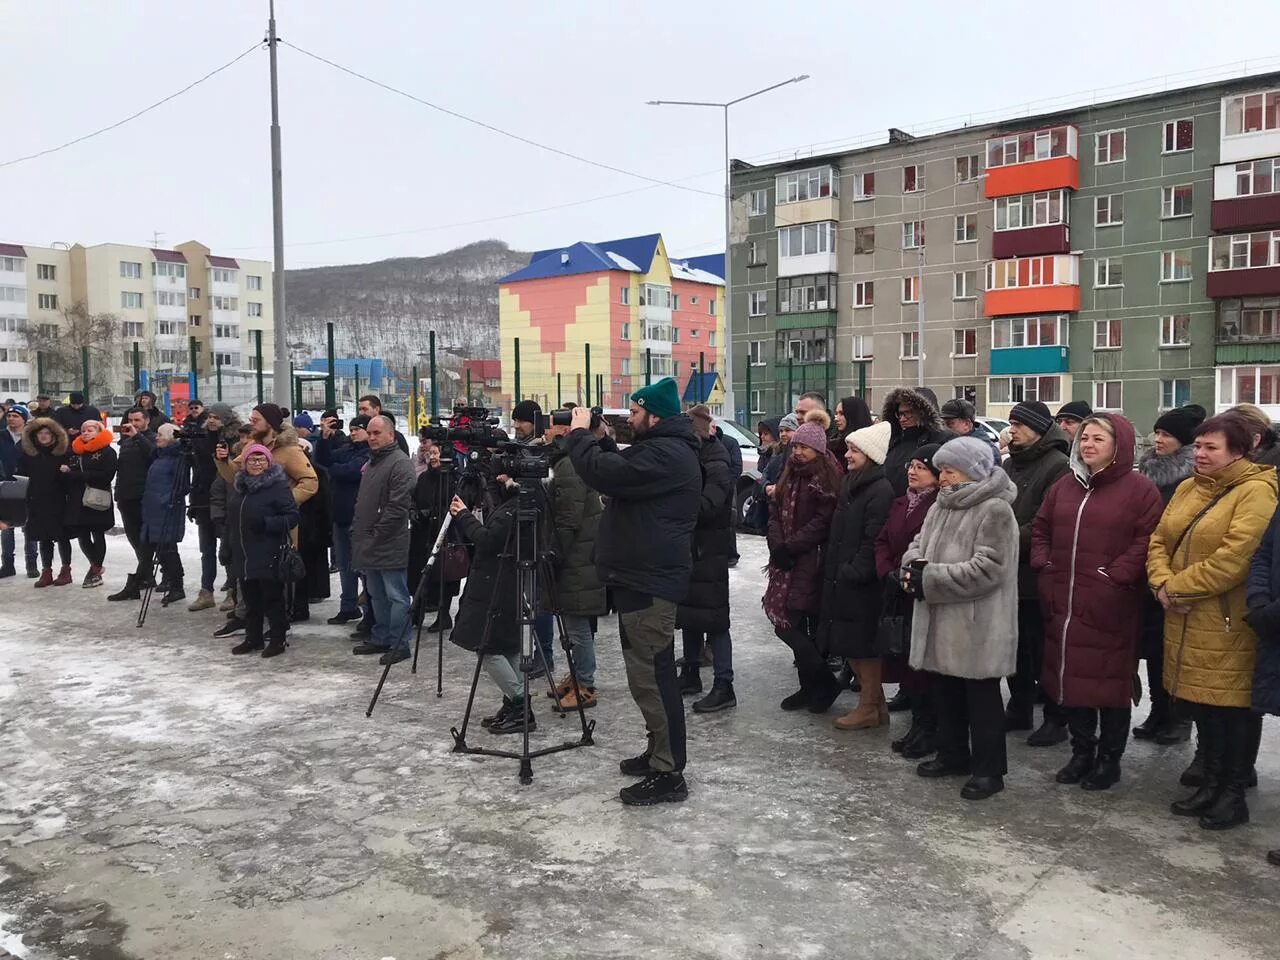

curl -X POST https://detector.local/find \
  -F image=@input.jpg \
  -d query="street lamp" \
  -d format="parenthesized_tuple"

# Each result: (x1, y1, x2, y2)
(648, 75, 810, 422)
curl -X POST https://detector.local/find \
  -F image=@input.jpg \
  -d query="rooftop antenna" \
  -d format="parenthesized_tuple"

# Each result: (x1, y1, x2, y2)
(152, 231, 165, 249)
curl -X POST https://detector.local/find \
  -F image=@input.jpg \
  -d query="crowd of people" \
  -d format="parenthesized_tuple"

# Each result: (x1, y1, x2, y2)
(0, 381, 1277, 846)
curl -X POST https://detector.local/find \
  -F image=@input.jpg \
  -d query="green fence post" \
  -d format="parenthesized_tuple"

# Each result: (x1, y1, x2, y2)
(513, 337, 521, 401)
(556, 372, 562, 408)
(596, 373, 603, 408)
(353, 363, 360, 403)
(326, 322, 336, 411)
(467, 368, 473, 406)
(216, 354, 223, 401)
(584, 343, 591, 407)
(745, 353, 752, 420)
(254, 330, 264, 403)
(645, 348, 652, 386)
(188, 337, 199, 401)
(81, 346, 90, 397)
(132, 343, 140, 393)
(857, 361, 866, 398)
(787, 357, 794, 407)
(429, 330, 437, 418)
(410, 363, 418, 428)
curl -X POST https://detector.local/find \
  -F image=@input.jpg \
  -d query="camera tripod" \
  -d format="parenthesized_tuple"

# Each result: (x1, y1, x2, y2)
(449, 478, 595, 784)
(136, 442, 190, 629)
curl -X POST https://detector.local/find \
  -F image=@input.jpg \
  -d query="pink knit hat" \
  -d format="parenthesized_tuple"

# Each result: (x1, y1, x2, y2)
(791, 422, 828, 454)
(242, 443, 274, 464)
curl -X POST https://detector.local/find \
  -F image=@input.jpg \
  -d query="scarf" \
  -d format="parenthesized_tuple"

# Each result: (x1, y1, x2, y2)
(762, 456, 832, 631)
(72, 428, 114, 455)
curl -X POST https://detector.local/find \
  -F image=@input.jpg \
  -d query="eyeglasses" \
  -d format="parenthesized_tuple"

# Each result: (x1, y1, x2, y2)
(896, 409, 914, 417)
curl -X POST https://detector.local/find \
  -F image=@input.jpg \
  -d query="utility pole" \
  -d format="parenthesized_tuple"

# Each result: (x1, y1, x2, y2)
(916, 246, 926, 389)
(267, 0, 289, 408)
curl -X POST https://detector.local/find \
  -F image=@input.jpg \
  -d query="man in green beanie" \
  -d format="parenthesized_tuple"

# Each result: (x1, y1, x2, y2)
(568, 377, 702, 805)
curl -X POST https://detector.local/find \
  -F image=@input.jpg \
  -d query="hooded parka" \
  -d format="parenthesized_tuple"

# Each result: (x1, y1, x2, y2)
(1147, 456, 1277, 707)
(545, 437, 607, 617)
(1031, 415, 1164, 708)
(817, 463, 894, 657)
(15, 417, 69, 541)
(880, 388, 952, 496)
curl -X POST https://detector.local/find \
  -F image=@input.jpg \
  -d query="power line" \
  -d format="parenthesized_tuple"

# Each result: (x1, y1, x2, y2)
(0, 44, 261, 170)
(280, 40, 721, 199)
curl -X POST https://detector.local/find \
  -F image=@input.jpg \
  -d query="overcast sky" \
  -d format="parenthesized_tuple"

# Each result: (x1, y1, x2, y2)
(3, 0, 1279, 268)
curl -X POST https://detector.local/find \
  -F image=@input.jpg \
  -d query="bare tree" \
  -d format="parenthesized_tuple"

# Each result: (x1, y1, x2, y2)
(25, 301, 123, 399)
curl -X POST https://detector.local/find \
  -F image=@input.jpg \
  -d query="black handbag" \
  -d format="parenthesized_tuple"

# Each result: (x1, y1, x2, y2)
(875, 578, 911, 659)
(276, 533, 306, 583)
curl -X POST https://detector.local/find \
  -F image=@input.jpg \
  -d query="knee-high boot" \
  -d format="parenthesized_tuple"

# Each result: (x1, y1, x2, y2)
(834, 659, 886, 729)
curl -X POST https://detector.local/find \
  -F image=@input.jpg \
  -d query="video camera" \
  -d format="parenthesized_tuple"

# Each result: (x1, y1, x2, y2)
(419, 404, 507, 448)
(550, 405, 604, 431)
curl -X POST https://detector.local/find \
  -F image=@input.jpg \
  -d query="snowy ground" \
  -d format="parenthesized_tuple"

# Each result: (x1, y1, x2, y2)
(0, 528, 1278, 959)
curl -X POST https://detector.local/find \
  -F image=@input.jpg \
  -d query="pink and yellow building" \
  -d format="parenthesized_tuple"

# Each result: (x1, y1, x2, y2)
(497, 233, 725, 412)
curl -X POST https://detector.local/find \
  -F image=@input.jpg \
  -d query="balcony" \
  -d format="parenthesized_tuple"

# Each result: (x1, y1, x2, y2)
(1216, 301, 1280, 363)
(1219, 88, 1280, 164)
(775, 165, 839, 226)
(1212, 158, 1280, 231)
(993, 224, 1071, 259)
(777, 222, 837, 278)
(1207, 231, 1280, 298)
(985, 255, 1081, 316)
(984, 125, 1079, 199)
(990, 345, 1070, 375)
(777, 310, 836, 331)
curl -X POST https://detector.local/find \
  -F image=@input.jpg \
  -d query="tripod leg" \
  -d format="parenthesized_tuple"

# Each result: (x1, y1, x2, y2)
(451, 610, 498, 751)
(136, 553, 163, 629)
(365, 660, 393, 718)
(553, 611, 596, 744)
(437, 604, 446, 698)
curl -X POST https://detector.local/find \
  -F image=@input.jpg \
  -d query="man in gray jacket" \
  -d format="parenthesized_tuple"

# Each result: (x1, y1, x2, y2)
(351, 415, 417, 665)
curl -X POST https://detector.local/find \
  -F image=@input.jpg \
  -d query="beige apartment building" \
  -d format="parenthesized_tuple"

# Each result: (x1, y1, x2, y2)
(0, 239, 273, 402)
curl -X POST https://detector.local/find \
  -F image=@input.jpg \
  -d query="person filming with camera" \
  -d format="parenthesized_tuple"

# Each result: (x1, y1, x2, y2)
(567, 377, 702, 806)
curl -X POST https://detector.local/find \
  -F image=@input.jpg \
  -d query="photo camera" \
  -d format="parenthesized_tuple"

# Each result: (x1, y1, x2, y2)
(550, 405, 604, 430)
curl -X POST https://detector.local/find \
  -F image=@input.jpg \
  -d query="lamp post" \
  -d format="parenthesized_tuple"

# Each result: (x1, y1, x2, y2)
(647, 75, 809, 423)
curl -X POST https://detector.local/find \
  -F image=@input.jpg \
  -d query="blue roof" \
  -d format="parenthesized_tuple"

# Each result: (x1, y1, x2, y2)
(683, 371, 722, 404)
(500, 233, 661, 283)
(685, 254, 725, 279)
(304, 357, 386, 389)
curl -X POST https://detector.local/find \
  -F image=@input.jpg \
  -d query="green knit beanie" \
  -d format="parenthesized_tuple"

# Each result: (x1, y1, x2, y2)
(630, 377, 682, 420)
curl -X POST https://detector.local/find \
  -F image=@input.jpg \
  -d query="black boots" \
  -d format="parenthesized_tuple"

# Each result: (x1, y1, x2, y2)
(1056, 748, 1095, 784)
(107, 574, 141, 602)
(1082, 753, 1122, 791)
(805, 666, 842, 714)
(678, 665, 703, 696)
(487, 696, 535, 735)
(1196, 709, 1252, 830)
(161, 584, 186, 606)
(893, 693, 938, 759)
(1055, 708, 1126, 790)
(692, 683, 736, 714)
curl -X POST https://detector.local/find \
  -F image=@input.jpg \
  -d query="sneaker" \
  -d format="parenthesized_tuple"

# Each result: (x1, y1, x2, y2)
(82, 565, 104, 589)
(620, 772, 688, 806)
(218, 592, 237, 613)
(619, 753, 657, 777)
(352, 643, 391, 656)
(692, 683, 736, 714)
(327, 609, 362, 625)
(378, 648, 411, 666)
(188, 589, 216, 611)
(214, 618, 246, 638)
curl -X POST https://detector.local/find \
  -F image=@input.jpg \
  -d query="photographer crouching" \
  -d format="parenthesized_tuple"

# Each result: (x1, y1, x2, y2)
(567, 378, 702, 805)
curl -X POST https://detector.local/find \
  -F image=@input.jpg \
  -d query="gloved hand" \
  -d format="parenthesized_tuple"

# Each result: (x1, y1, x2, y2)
(769, 545, 795, 571)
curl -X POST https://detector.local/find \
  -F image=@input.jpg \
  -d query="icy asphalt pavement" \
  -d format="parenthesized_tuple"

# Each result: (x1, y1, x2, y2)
(0, 529, 1277, 959)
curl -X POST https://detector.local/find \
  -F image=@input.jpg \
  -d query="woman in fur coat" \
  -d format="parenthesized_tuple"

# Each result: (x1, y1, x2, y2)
(16, 417, 73, 587)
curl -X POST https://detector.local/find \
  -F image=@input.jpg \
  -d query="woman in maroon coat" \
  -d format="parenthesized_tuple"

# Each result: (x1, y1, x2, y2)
(875, 443, 942, 758)
(764, 419, 843, 713)
(1031, 414, 1163, 791)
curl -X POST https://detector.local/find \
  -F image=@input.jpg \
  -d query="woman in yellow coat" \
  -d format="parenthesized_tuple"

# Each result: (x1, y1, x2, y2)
(1147, 414, 1277, 831)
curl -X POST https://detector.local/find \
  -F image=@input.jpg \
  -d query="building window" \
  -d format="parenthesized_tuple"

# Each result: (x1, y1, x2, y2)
(0, 348, 27, 363)
(120, 261, 142, 279)
(1095, 257, 1124, 288)
(157, 320, 186, 337)
(620, 322, 630, 341)
(1094, 319, 1123, 350)
(214, 323, 240, 339)
(750, 389, 766, 415)
(903, 164, 925, 193)
(1161, 184, 1193, 219)
(853, 172, 875, 200)
(1161, 379, 1192, 409)
(992, 315, 1068, 348)
(153, 261, 186, 279)
(852, 335, 873, 360)
(748, 291, 767, 317)
(248, 302, 263, 317)
(776, 166, 839, 203)
(954, 270, 978, 299)
(901, 331, 920, 359)
(748, 340, 766, 366)
(988, 375, 1062, 404)
(955, 214, 977, 243)
(748, 240, 762, 264)
(37, 293, 57, 310)
(854, 226, 875, 254)
(778, 328, 831, 363)
(749, 189, 768, 216)
(214, 352, 239, 367)
(672, 294, 680, 311)
(1223, 89, 1280, 137)
(987, 255, 1079, 290)
(618, 358, 630, 376)
(955, 154, 981, 183)
(156, 290, 185, 307)
(121, 292, 143, 310)
(902, 221, 924, 249)
(620, 286, 630, 305)
(1096, 129, 1126, 164)
(952, 328, 977, 357)
(995, 190, 1068, 230)
(36, 264, 55, 281)
(121, 321, 143, 338)
(778, 221, 837, 259)
(673, 328, 681, 343)
(1093, 380, 1123, 410)
(37, 323, 58, 340)
(1161, 249, 1193, 282)
(1210, 231, 1280, 271)
(776, 274, 836, 313)
(211, 267, 236, 284)
(0, 317, 27, 332)
(709, 299, 716, 316)
(0, 379, 30, 394)
(986, 127, 1073, 168)
(1163, 119, 1194, 153)
(1160, 314, 1191, 347)
(708, 331, 717, 347)
(189, 315, 201, 327)
(211, 295, 239, 310)
(854, 281, 874, 308)
(1218, 299, 1280, 343)
(902, 276, 919, 303)
(1234, 158, 1280, 198)
(0, 257, 24, 273)
(1095, 195, 1124, 226)
(189, 287, 201, 300)
(246, 274, 263, 291)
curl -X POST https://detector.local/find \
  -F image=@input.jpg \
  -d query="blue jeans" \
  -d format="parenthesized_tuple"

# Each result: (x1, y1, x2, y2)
(682, 628, 734, 686)
(534, 611, 556, 671)
(365, 568, 411, 652)
(1, 526, 36, 568)
(332, 523, 359, 614)
(562, 614, 596, 687)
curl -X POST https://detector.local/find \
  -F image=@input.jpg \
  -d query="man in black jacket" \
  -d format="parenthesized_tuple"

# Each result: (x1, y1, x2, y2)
(107, 407, 157, 600)
(187, 403, 240, 611)
(678, 405, 736, 714)
(568, 377, 701, 805)
(53, 392, 101, 438)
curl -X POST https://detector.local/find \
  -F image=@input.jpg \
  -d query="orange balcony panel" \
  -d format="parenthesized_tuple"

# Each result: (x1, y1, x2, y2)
(985, 157, 1080, 199)
(985, 286, 1081, 317)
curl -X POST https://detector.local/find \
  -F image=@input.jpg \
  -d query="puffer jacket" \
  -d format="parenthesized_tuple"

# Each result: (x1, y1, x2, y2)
(1003, 423, 1071, 597)
(225, 464, 299, 581)
(1031, 415, 1164, 708)
(1245, 507, 1280, 715)
(140, 442, 190, 545)
(1137, 441, 1197, 655)
(450, 494, 521, 657)
(676, 433, 734, 633)
(1147, 456, 1278, 707)
(817, 463, 894, 658)
(880, 388, 952, 496)
(546, 437, 606, 617)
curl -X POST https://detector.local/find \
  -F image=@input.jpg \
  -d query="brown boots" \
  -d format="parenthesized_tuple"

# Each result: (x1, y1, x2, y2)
(834, 659, 889, 730)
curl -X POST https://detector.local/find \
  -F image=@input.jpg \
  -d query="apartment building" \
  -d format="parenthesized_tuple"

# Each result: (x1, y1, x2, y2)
(497, 234, 724, 411)
(0, 239, 273, 400)
(730, 70, 1280, 428)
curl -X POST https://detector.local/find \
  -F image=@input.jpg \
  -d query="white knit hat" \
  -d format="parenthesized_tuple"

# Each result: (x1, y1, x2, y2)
(846, 421, 892, 465)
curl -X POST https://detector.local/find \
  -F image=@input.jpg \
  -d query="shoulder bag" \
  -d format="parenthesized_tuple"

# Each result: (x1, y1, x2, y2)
(276, 532, 306, 583)
(875, 577, 911, 659)
(80, 456, 113, 511)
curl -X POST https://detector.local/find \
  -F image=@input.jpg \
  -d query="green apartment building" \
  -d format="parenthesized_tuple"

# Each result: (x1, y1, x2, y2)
(729, 70, 1280, 430)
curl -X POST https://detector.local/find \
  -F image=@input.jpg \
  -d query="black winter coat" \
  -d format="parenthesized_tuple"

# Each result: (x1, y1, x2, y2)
(817, 465, 895, 658)
(568, 414, 702, 604)
(1245, 507, 1280, 715)
(53, 404, 101, 435)
(298, 459, 333, 599)
(15, 418, 69, 541)
(64, 437, 118, 531)
(450, 495, 521, 656)
(676, 434, 734, 632)
(317, 436, 368, 527)
(226, 464, 300, 581)
(1002, 424, 1071, 597)
(408, 463, 458, 590)
(546, 439, 606, 616)
(881, 388, 952, 496)
(115, 431, 156, 503)
(189, 420, 240, 513)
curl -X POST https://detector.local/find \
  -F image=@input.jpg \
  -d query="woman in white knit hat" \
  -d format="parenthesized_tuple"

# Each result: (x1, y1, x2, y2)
(818, 421, 895, 729)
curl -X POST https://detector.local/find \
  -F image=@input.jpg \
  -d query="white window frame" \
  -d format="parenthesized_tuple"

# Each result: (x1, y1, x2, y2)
(991, 315, 1069, 349)
(247, 302, 263, 318)
(902, 276, 919, 304)
(1093, 380, 1123, 411)
(620, 286, 629, 306)
(903, 164, 925, 194)
(120, 261, 142, 279)
(1223, 89, 1280, 138)
(120, 292, 143, 310)
(246, 275, 263, 291)
(853, 171, 875, 200)
(1160, 378, 1192, 410)
(778, 221, 837, 259)
(750, 389, 766, 415)
(1161, 184, 1194, 219)
(1160, 314, 1191, 348)
(853, 281, 873, 308)
(1093, 319, 1123, 350)
(852, 335, 874, 360)
(1095, 194, 1123, 227)
(987, 375, 1063, 405)
(620, 322, 630, 341)
(953, 270, 977, 300)
(1210, 231, 1280, 271)
(955, 154, 981, 183)
(748, 240, 761, 264)
(954, 214, 977, 243)
(748, 339, 766, 366)
(1162, 118, 1194, 154)
(1234, 158, 1280, 198)
(902, 220, 924, 249)
(1096, 129, 1127, 164)
(37, 293, 57, 310)
(1161, 249, 1194, 283)
(748, 291, 767, 317)
(776, 167, 839, 204)
(36, 263, 55, 281)
(121, 320, 144, 338)
(749, 189, 768, 216)
(900, 331, 920, 359)
(994, 190, 1069, 231)
(952, 328, 977, 357)
(1095, 257, 1124, 288)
